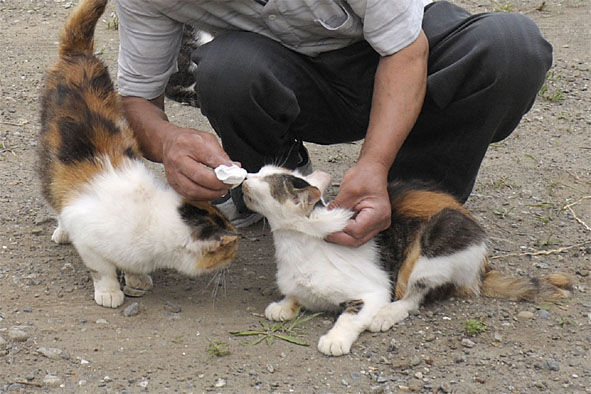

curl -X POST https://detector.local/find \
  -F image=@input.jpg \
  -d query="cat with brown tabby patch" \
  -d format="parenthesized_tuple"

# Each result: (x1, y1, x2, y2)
(242, 165, 573, 356)
(38, 0, 237, 308)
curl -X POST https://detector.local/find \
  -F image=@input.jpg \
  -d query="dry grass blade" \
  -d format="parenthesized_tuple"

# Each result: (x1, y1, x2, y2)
(491, 241, 591, 260)
(563, 196, 591, 232)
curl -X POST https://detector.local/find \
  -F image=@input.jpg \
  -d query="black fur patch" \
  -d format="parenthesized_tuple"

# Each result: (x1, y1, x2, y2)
(83, 107, 119, 135)
(420, 208, 486, 258)
(89, 66, 114, 98)
(58, 119, 96, 163)
(123, 147, 135, 158)
(178, 203, 230, 240)
(378, 211, 423, 274)
(340, 299, 364, 314)
(264, 174, 307, 203)
(287, 175, 311, 190)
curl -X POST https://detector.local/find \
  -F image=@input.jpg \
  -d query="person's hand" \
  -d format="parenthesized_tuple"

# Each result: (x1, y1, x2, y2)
(325, 161, 391, 247)
(162, 127, 234, 201)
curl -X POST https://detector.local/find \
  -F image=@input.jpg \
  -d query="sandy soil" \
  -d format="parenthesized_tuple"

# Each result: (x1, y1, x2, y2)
(1, 0, 590, 392)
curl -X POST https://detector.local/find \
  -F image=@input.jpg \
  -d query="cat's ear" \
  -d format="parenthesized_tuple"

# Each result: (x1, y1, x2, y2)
(295, 186, 322, 214)
(305, 171, 331, 194)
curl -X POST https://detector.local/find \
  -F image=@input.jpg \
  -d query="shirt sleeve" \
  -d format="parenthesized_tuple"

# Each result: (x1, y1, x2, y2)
(116, 0, 183, 99)
(348, 0, 424, 56)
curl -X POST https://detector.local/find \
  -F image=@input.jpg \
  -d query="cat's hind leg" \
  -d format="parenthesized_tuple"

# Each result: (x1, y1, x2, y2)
(78, 248, 124, 308)
(123, 272, 153, 297)
(318, 293, 388, 356)
(265, 296, 300, 321)
(51, 218, 70, 244)
(369, 242, 486, 332)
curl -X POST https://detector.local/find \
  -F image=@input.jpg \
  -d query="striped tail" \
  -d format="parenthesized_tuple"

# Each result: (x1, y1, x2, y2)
(59, 0, 107, 58)
(482, 268, 573, 301)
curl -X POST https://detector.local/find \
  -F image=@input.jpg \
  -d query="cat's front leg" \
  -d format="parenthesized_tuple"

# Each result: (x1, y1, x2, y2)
(51, 219, 70, 244)
(91, 270, 124, 308)
(264, 297, 299, 321)
(79, 248, 124, 308)
(318, 295, 387, 356)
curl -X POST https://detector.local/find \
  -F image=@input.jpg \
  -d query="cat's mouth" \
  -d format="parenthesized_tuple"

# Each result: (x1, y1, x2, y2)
(241, 183, 256, 211)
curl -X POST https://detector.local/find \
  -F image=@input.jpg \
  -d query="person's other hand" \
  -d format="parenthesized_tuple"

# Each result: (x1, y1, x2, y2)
(325, 161, 391, 247)
(162, 128, 234, 200)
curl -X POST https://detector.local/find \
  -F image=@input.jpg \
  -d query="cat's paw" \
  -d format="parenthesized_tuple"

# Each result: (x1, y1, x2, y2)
(264, 299, 298, 321)
(123, 273, 153, 297)
(94, 288, 125, 308)
(368, 301, 410, 332)
(51, 226, 70, 244)
(317, 331, 354, 356)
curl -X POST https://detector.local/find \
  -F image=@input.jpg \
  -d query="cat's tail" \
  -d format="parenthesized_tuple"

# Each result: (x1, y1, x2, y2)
(59, 0, 107, 58)
(481, 263, 573, 301)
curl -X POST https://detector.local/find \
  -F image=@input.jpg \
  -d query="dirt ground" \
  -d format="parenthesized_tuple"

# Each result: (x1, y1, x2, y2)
(1, 0, 590, 392)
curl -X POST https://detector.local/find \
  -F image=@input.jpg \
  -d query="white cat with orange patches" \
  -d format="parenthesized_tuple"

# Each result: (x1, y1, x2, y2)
(38, 0, 237, 308)
(242, 165, 573, 356)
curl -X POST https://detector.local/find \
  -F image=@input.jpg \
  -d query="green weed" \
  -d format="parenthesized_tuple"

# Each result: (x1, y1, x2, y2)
(230, 311, 321, 347)
(465, 319, 487, 336)
(206, 339, 230, 359)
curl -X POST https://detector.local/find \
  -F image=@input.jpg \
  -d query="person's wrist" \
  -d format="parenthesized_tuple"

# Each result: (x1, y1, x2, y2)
(355, 156, 390, 179)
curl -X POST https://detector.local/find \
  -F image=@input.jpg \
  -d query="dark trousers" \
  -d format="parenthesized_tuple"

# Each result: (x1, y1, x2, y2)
(193, 1, 552, 202)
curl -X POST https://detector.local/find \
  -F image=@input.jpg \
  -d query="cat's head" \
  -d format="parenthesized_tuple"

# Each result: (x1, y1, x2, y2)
(242, 165, 331, 222)
(177, 201, 238, 273)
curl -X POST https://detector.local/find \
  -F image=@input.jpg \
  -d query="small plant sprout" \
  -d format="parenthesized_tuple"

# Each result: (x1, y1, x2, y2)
(465, 319, 487, 336)
(230, 310, 321, 346)
(206, 339, 230, 359)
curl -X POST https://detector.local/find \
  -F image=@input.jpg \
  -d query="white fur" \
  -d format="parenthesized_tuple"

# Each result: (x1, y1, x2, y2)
(55, 158, 231, 308)
(243, 166, 391, 356)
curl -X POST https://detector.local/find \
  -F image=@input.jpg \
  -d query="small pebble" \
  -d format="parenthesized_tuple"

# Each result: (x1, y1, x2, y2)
(123, 302, 140, 317)
(164, 301, 181, 313)
(461, 338, 475, 348)
(138, 380, 149, 388)
(43, 374, 62, 387)
(517, 311, 534, 319)
(96, 318, 108, 324)
(8, 327, 30, 342)
(576, 269, 589, 277)
(536, 309, 551, 319)
(22, 306, 32, 313)
(214, 378, 226, 388)
(37, 346, 64, 359)
(266, 364, 274, 373)
(544, 359, 560, 371)
(493, 333, 503, 342)
(350, 371, 361, 380)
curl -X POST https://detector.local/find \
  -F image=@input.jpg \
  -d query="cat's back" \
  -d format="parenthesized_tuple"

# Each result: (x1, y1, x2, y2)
(38, 0, 141, 212)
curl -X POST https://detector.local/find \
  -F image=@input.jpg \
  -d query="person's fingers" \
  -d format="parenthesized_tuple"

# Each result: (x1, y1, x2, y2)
(325, 210, 384, 247)
(177, 156, 229, 192)
(166, 169, 228, 201)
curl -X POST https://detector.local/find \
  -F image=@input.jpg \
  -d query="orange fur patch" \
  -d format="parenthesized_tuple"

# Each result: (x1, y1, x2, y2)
(393, 190, 469, 220)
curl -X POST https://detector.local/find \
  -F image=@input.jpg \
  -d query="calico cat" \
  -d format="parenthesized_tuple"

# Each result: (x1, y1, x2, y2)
(164, 24, 213, 108)
(38, 0, 237, 308)
(242, 165, 573, 356)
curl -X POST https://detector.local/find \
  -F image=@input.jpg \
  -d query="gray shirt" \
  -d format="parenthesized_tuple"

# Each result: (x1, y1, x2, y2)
(117, 0, 425, 99)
